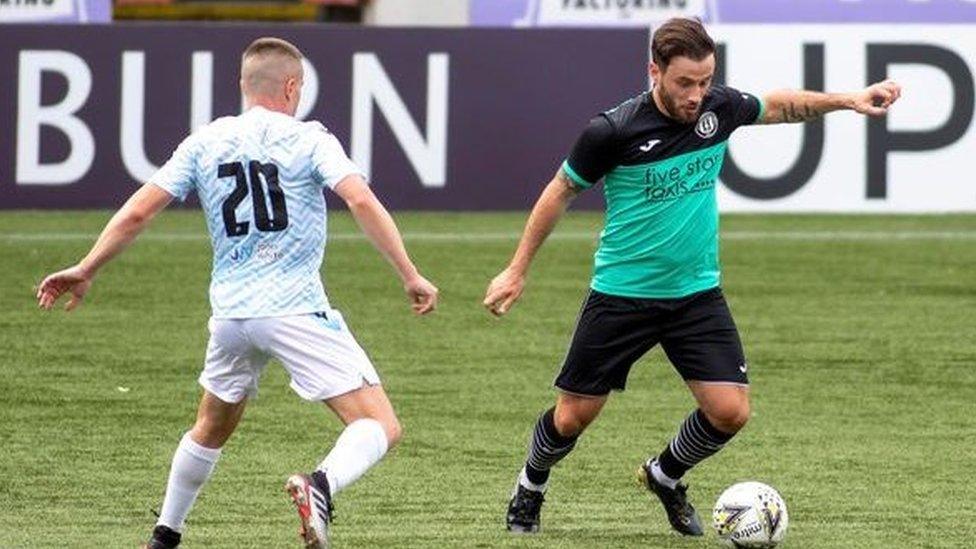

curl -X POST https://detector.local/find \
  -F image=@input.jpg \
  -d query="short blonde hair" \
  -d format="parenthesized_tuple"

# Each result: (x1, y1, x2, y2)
(242, 37, 303, 63)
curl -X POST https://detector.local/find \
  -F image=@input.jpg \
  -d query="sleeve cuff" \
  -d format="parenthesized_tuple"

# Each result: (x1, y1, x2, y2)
(150, 181, 186, 202)
(754, 97, 766, 124)
(561, 160, 593, 189)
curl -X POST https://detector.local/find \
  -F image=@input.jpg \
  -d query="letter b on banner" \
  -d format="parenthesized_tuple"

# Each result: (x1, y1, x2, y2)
(16, 50, 94, 185)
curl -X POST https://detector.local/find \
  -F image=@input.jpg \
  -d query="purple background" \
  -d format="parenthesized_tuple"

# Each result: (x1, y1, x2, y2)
(0, 24, 649, 210)
(470, 0, 976, 25)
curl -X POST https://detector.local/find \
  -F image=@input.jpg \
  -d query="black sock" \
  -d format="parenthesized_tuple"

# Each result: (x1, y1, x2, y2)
(524, 407, 578, 486)
(657, 409, 734, 480)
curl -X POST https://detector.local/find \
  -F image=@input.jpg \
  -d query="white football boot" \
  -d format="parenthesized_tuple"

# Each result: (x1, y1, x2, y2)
(285, 471, 334, 548)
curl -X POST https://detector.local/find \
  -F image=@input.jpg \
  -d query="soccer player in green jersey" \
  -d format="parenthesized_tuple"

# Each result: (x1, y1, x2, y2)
(484, 17, 901, 536)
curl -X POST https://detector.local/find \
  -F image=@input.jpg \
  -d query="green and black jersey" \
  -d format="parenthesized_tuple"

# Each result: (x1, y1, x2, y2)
(562, 85, 764, 299)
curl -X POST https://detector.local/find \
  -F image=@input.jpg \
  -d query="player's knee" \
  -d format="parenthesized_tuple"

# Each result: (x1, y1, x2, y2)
(708, 401, 750, 434)
(553, 408, 589, 437)
(189, 422, 229, 449)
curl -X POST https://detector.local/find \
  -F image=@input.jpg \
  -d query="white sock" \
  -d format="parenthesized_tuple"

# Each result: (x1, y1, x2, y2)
(157, 433, 222, 532)
(517, 466, 548, 493)
(649, 458, 680, 490)
(317, 418, 389, 496)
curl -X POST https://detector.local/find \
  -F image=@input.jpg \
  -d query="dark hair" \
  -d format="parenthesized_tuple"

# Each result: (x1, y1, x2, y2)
(242, 37, 303, 62)
(651, 18, 715, 69)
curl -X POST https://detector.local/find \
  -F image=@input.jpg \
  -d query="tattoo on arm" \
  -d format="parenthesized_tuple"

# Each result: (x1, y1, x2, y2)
(779, 102, 822, 123)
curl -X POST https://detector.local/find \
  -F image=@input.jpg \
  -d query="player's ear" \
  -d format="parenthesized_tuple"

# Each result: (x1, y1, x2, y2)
(649, 61, 661, 84)
(285, 76, 300, 101)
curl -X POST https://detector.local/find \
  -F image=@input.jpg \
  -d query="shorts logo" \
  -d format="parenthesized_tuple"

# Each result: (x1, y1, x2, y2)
(738, 363, 748, 373)
(313, 311, 342, 331)
(695, 111, 718, 139)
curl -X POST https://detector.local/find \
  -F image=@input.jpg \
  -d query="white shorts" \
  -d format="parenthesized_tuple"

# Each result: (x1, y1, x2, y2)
(200, 310, 380, 403)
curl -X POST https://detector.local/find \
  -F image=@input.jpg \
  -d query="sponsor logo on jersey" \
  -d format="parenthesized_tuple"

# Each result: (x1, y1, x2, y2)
(229, 242, 283, 264)
(643, 148, 724, 203)
(230, 246, 250, 262)
(255, 243, 283, 263)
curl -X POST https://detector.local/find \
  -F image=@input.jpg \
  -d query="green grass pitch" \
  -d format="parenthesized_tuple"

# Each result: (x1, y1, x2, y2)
(1, 210, 974, 548)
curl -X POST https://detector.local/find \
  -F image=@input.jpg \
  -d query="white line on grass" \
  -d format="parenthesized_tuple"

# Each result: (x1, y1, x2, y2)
(3, 230, 976, 242)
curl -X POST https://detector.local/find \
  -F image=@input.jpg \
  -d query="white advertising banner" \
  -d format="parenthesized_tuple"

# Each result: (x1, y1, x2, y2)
(0, 0, 75, 22)
(0, 0, 111, 23)
(714, 25, 975, 212)
(535, 0, 706, 26)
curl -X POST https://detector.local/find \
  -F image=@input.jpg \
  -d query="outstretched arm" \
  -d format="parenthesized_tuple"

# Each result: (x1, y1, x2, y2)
(36, 183, 174, 311)
(758, 79, 901, 124)
(483, 168, 580, 317)
(333, 174, 438, 315)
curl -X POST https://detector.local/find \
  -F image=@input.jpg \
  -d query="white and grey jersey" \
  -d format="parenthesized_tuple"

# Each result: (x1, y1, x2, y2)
(152, 106, 362, 319)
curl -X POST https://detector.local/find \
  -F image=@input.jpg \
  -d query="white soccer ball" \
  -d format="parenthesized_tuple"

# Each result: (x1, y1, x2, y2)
(712, 481, 789, 548)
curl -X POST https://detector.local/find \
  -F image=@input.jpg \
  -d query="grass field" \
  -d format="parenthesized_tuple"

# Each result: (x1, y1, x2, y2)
(1, 210, 975, 548)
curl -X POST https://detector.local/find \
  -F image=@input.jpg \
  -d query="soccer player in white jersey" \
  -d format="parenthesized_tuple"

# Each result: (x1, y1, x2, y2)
(35, 37, 438, 549)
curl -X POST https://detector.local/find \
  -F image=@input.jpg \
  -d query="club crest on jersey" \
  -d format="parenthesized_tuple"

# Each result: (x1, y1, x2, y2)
(695, 111, 718, 139)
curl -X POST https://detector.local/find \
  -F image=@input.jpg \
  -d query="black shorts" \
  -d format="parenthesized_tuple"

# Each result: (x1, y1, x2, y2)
(554, 287, 748, 396)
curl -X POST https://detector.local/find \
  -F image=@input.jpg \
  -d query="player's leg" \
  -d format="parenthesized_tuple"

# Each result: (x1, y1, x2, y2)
(149, 392, 248, 545)
(521, 391, 606, 492)
(639, 287, 748, 536)
(144, 318, 266, 549)
(655, 382, 750, 479)
(269, 311, 394, 548)
(318, 383, 401, 494)
(508, 290, 659, 533)
(639, 383, 748, 535)
(507, 391, 607, 533)
(283, 385, 396, 549)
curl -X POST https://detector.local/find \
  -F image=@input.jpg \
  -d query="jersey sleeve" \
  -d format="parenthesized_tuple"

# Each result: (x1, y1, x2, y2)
(562, 114, 618, 190)
(717, 85, 765, 129)
(310, 126, 364, 190)
(151, 134, 199, 201)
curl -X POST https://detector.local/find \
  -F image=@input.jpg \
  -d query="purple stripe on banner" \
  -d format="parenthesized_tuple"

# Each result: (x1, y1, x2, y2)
(83, 0, 113, 23)
(714, 0, 976, 23)
(470, 0, 976, 25)
(469, 0, 531, 26)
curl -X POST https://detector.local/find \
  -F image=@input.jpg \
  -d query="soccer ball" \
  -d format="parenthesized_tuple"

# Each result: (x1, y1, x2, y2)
(712, 481, 788, 548)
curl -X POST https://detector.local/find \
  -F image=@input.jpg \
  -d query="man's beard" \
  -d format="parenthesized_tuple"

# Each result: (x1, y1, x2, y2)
(658, 85, 699, 124)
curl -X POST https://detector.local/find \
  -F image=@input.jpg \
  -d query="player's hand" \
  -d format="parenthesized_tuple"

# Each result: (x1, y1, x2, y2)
(853, 79, 901, 116)
(404, 274, 438, 315)
(36, 265, 93, 312)
(483, 266, 525, 317)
